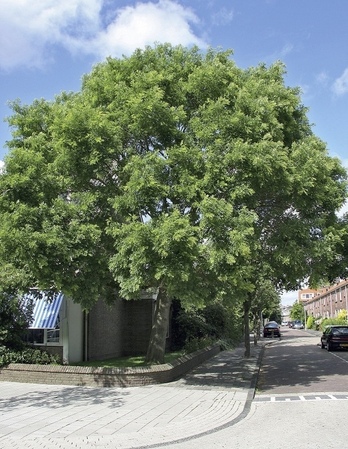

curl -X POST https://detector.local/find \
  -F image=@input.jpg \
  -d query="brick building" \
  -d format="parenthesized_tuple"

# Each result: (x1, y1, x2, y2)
(303, 279, 348, 320)
(24, 290, 158, 364)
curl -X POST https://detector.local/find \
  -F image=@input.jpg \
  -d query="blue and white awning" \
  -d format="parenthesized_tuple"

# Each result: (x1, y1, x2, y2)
(23, 292, 64, 329)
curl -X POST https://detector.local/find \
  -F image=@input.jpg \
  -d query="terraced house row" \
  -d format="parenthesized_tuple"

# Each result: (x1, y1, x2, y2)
(301, 280, 348, 319)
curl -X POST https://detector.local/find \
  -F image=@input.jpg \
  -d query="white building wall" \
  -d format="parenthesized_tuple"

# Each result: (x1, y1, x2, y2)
(62, 298, 84, 363)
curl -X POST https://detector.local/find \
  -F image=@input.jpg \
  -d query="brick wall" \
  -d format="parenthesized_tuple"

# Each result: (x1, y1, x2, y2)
(87, 297, 155, 360)
(0, 345, 221, 388)
(122, 298, 153, 356)
(88, 299, 125, 361)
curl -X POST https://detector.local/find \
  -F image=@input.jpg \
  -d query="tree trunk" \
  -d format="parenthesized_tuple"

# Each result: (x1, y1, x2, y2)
(243, 296, 252, 357)
(145, 287, 172, 364)
(253, 309, 263, 346)
(253, 316, 259, 346)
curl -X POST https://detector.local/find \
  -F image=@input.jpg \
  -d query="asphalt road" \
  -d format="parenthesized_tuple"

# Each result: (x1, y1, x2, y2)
(256, 327, 348, 395)
(173, 328, 348, 449)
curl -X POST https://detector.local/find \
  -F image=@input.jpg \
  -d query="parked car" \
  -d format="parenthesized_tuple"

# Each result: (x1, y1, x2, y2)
(293, 320, 304, 329)
(320, 325, 348, 351)
(263, 321, 281, 338)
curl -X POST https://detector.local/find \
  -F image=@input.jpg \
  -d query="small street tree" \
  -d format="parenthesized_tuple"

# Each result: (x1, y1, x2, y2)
(249, 279, 281, 345)
(290, 301, 305, 322)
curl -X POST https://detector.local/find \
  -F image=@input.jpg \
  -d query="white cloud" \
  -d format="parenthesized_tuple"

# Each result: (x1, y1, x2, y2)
(0, 0, 103, 70)
(89, 0, 206, 59)
(316, 71, 329, 87)
(281, 290, 297, 306)
(212, 8, 234, 26)
(332, 68, 348, 96)
(0, 0, 206, 70)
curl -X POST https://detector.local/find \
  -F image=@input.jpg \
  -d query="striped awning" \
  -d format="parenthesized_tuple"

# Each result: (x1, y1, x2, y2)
(23, 292, 64, 329)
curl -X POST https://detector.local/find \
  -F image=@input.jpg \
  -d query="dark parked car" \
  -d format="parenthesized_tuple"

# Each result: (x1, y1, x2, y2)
(320, 325, 348, 351)
(263, 321, 281, 338)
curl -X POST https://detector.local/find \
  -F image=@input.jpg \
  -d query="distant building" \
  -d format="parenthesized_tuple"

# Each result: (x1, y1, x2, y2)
(302, 280, 348, 320)
(298, 288, 318, 304)
(281, 305, 292, 323)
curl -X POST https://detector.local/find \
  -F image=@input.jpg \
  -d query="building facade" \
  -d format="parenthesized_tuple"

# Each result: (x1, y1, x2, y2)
(303, 279, 348, 320)
(24, 290, 159, 364)
(298, 288, 318, 304)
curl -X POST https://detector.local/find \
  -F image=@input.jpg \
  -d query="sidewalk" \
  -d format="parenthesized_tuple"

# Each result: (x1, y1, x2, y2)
(0, 341, 266, 449)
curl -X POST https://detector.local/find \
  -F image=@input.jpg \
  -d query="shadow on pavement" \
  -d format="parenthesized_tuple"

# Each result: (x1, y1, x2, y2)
(0, 385, 129, 411)
(257, 331, 348, 394)
(175, 344, 262, 390)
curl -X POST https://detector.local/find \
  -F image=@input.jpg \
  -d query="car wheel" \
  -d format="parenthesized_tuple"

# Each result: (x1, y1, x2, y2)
(321, 341, 325, 349)
(327, 341, 332, 352)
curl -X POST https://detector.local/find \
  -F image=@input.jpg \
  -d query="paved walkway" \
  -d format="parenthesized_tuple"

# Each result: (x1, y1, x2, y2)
(0, 342, 266, 449)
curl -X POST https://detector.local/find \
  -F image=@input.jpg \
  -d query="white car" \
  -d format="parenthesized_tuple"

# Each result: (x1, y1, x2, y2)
(293, 321, 304, 329)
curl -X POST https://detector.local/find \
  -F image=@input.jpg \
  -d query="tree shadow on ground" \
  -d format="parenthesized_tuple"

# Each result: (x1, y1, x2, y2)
(0, 384, 130, 411)
(257, 332, 348, 394)
(175, 344, 261, 389)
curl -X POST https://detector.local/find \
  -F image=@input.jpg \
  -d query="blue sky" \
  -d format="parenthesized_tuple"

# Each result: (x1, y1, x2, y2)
(1, 0, 348, 305)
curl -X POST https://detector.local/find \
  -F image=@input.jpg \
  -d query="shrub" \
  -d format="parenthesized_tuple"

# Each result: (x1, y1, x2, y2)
(201, 304, 227, 339)
(171, 299, 243, 352)
(0, 346, 60, 367)
(306, 315, 315, 330)
(320, 317, 347, 331)
(183, 337, 215, 354)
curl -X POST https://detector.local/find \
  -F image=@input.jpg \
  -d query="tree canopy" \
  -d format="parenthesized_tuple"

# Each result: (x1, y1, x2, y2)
(290, 301, 305, 322)
(0, 44, 346, 362)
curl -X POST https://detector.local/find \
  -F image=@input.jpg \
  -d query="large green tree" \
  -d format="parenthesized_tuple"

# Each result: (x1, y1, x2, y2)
(0, 44, 346, 362)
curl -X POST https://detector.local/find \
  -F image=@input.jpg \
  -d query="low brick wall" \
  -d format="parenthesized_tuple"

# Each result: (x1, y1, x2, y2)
(0, 344, 221, 388)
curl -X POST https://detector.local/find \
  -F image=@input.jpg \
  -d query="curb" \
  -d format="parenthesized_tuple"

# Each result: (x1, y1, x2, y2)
(0, 344, 221, 388)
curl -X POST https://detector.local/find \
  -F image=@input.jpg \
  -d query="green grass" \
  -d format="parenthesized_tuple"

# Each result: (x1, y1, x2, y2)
(71, 351, 185, 368)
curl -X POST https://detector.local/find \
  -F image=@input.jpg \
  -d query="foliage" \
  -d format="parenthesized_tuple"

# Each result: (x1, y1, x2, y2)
(171, 301, 243, 351)
(250, 279, 281, 327)
(320, 317, 347, 330)
(0, 346, 60, 367)
(306, 315, 316, 329)
(321, 215, 348, 282)
(0, 44, 347, 363)
(290, 301, 305, 321)
(269, 310, 282, 323)
(0, 292, 33, 351)
(183, 337, 216, 354)
(337, 309, 347, 320)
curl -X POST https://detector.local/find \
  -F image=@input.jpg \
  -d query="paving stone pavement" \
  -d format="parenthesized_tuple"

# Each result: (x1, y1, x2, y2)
(0, 342, 265, 449)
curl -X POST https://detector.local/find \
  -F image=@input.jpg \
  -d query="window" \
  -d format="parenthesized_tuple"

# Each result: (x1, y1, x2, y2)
(23, 292, 63, 346)
(24, 327, 60, 345)
(25, 329, 44, 345)
(47, 329, 60, 343)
